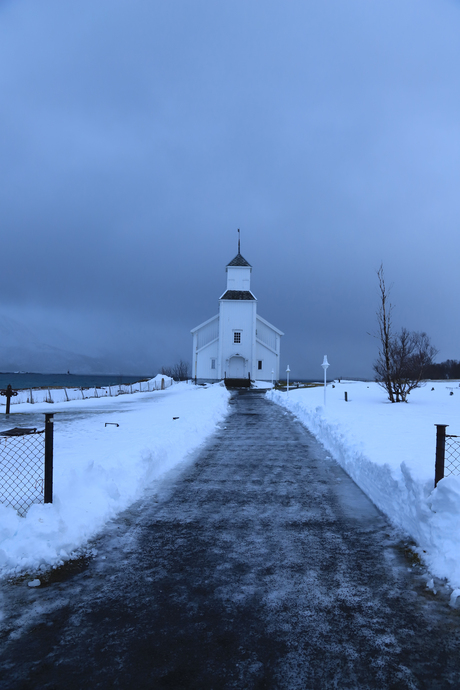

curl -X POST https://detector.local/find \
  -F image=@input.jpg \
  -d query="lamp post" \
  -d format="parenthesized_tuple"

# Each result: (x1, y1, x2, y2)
(321, 356, 330, 406)
(271, 369, 275, 388)
(286, 365, 290, 393)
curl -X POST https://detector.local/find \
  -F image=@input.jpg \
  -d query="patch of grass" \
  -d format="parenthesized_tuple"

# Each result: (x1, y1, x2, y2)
(396, 541, 424, 567)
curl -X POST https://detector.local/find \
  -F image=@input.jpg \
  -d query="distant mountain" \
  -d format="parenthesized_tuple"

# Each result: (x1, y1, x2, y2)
(0, 314, 111, 374)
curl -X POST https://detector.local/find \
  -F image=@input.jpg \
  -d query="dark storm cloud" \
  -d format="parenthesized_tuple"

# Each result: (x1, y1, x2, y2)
(1, 0, 460, 376)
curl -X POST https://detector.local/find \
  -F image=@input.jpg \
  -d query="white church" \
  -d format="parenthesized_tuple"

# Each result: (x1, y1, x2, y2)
(191, 240, 283, 384)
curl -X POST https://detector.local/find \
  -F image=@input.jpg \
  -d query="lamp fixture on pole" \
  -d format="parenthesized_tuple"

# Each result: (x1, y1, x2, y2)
(286, 365, 290, 393)
(271, 369, 275, 388)
(321, 356, 330, 406)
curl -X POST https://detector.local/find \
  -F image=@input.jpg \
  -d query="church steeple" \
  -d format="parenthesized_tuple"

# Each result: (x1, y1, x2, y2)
(224, 231, 254, 295)
(226, 229, 252, 269)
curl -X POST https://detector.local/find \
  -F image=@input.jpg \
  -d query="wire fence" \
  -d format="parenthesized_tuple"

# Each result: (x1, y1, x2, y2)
(0, 376, 174, 408)
(434, 425, 460, 487)
(445, 435, 460, 479)
(0, 429, 45, 516)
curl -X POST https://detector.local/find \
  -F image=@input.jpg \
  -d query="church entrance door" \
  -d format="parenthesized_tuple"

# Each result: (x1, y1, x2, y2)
(228, 356, 245, 379)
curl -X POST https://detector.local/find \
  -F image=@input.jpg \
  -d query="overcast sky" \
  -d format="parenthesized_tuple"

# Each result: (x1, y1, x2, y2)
(1, 0, 459, 378)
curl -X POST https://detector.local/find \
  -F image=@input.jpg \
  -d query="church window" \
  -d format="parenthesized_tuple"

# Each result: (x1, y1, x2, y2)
(258, 360, 263, 370)
(211, 358, 216, 369)
(233, 332, 241, 344)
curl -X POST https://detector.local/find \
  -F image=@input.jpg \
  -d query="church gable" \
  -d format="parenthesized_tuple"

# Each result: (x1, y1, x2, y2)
(256, 315, 283, 353)
(191, 314, 219, 351)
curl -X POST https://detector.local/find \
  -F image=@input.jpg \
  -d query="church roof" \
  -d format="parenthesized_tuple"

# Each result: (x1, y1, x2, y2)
(226, 253, 252, 268)
(220, 290, 256, 301)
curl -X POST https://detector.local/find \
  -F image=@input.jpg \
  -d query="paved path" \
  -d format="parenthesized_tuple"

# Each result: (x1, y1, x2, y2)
(1, 390, 460, 689)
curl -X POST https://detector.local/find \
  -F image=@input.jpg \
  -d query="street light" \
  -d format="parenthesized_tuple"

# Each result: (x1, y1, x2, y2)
(286, 365, 290, 393)
(271, 369, 275, 388)
(321, 356, 330, 406)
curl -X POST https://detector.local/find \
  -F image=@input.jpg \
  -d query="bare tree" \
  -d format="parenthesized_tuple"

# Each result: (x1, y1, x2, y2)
(423, 358, 460, 379)
(161, 360, 190, 381)
(172, 359, 190, 381)
(373, 265, 438, 402)
(374, 265, 395, 402)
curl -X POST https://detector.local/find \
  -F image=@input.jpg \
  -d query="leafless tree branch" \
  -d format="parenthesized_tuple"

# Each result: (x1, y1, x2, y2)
(373, 266, 437, 402)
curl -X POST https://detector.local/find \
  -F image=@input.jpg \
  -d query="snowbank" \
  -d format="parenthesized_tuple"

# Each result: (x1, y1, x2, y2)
(267, 381, 460, 589)
(0, 382, 230, 578)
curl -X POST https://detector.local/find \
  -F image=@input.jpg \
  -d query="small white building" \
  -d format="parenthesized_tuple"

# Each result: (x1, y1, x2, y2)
(191, 246, 283, 383)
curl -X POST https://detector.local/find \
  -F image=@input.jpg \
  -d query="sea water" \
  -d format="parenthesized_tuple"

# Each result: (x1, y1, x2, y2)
(0, 373, 150, 391)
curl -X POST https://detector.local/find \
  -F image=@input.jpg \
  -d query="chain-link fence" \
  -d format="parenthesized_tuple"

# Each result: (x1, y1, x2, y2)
(435, 425, 460, 487)
(445, 435, 460, 479)
(0, 415, 54, 516)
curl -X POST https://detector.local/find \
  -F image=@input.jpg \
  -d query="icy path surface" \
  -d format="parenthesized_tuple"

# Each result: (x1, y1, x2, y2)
(1, 390, 460, 688)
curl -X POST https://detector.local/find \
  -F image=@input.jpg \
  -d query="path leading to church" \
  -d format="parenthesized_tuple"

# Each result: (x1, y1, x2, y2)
(1, 390, 460, 688)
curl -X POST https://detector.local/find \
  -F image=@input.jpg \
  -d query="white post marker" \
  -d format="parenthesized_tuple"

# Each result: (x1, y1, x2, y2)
(271, 369, 275, 388)
(286, 365, 290, 393)
(321, 356, 330, 406)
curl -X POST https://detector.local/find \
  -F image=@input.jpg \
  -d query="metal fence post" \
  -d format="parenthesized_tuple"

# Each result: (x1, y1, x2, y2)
(435, 424, 448, 488)
(1, 384, 18, 414)
(44, 413, 54, 503)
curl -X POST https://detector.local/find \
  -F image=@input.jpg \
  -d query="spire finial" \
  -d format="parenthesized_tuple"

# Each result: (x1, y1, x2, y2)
(238, 228, 240, 254)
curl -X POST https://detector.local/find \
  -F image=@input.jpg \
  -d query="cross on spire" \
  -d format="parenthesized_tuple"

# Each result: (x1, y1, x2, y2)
(238, 228, 240, 254)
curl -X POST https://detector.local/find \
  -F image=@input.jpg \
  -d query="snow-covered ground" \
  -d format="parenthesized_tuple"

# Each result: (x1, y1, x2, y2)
(3, 376, 460, 596)
(267, 381, 460, 595)
(0, 382, 230, 579)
